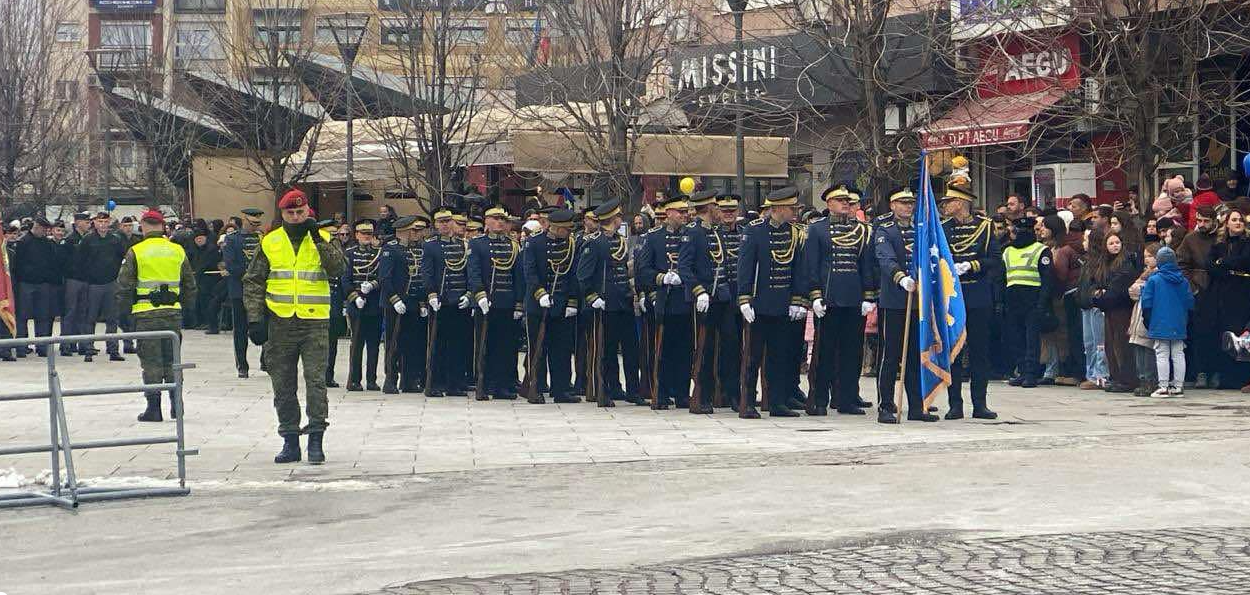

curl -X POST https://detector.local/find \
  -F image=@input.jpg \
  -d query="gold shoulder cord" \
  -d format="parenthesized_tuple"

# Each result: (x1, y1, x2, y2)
(445, 239, 468, 272)
(949, 219, 990, 254)
(353, 246, 381, 275)
(830, 222, 867, 248)
(708, 231, 724, 265)
(491, 238, 518, 270)
(771, 224, 798, 265)
(609, 235, 628, 262)
(550, 236, 575, 275)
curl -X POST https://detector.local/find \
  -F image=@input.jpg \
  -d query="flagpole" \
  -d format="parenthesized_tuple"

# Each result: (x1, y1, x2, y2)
(895, 290, 914, 422)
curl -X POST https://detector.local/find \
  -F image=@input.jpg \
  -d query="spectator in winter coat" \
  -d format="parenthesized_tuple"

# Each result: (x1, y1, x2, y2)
(1090, 232, 1144, 392)
(1141, 246, 1193, 397)
(1192, 174, 1222, 218)
(1208, 207, 1250, 391)
(1128, 243, 1160, 395)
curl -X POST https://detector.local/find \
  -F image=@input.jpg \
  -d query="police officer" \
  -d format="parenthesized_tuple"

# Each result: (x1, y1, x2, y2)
(1002, 215, 1051, 389)
(222, 207, 265, 378)
(677, 190, 730, 414)
(715, 194, 745, 410)
(522, 208, 581, 404)
(343, 219, 383, 391)
(114, 210, 197, 422)
(940, 185, 1000, 418)
(874, 186, 938, 423)
(737, 187, 808, 419)
(577, 199, 643, 407)
(805, 184, 878, 416)
(422, 208, 472, 397)
(12, 218, 61, 356)
(639, 196, 692, 409)
(468, 206, 524, 400)
(380, 215, 430, 394)
(243, 189, 346, 464)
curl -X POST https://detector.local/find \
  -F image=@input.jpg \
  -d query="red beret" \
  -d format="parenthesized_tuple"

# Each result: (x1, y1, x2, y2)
(140, 210, 165, 224)
(278, 189, 308, 209)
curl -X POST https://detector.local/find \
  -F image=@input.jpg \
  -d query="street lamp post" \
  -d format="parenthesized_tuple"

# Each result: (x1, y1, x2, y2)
(326, 12, 371, 225)
(727, 0, 748, 204)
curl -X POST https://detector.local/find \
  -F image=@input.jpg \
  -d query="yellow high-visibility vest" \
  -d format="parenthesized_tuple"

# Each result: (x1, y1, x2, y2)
(1002, 243, 1045, 287)
(132, 237, 187, 314)
(262, 226, 332, 319)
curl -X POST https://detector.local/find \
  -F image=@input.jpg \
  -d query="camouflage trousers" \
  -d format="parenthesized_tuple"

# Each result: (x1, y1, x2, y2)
(133, 311, 183, 393)
(266, 315, 330, 436)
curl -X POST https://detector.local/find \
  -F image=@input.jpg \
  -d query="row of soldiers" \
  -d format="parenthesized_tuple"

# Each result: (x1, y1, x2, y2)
(127, 182, 1002, 465)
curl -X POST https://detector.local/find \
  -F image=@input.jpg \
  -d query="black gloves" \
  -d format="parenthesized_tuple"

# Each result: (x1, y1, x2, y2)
(304, 219, 324, 242)
(248, 320, 268, 346)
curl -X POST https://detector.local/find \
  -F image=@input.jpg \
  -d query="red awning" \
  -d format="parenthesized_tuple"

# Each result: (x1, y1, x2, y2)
(921, 90, 1065, 150)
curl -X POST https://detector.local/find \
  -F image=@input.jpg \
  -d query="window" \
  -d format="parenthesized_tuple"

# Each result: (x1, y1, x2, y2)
(54, 80, 80, 101)
(505, 18, 535, 44)
(448, 19, 487, 44)
(174, 23, 222, 60)
(381, 17, 423, 45)
(100, 21, 153, 49)
(251, 76, 302, 106)
(55, 22, 81, 43)
(316, 15, 369, 45)
(175, 0, 225, 11)
(254, 10, 303, 47)
(113, 143, 140, 183)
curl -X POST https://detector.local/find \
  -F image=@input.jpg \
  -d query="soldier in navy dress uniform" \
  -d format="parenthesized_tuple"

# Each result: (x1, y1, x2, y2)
(633, 208, 665, 405)
(321, 219, 347, 388)
(468, 206, 525, 400)
(737, 186, 809, 419)
(422, 208, 472, 397)
(638, 196, 692, 409)
(522, 208, 581, 404)
(222, 207, 265, 378)
(874, 187, 939, 423)
(342, 219, 383, 391)
(380, 215, 430, 394)
(571, 208, 600, 398)
(940, 186, 1001, 419)
(577, 199, 644, 407)
(678, 189, 731, 413)
(715, 194, 745, 409)
(805, 184, 878, 416)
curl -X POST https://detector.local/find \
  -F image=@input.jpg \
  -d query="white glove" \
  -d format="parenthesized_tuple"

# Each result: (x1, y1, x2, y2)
(360, 281, 375, 294)
(899, 275, 916, 293)
(638, 296, 647, 313)
(663, 271, 682, 286)
(478, 297, 491, 314)
(739, 303, 755, 324)
(860, 301, 876, 316)
(539, 294, 553, 309)
(695, 293, 710, 313)
(812, 298, 826, 319)
(457, 294, 471, 310)
(591, 297, 606, 310)
(354, 296, 366, 309)
(341, 307, 348, 317)
(788, 305, 807, 321)
(428, 295, 442, 312)
(564, 306, 578, 318)
(513, 310, 524, 320)
(419, 305, 429, 318)
(393, 300, 407, 315)
(954, 261, 972, 276)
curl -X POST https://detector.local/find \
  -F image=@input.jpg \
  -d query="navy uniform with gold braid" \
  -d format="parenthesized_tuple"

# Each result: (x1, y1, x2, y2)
(737, 186, 809, 418)
(714, 195, 745, 409)
(421, 209, 472, 397)
(940, 186, 1001, 419)
(633, 211, 665, 404)
(639, 196, 694, 409)
(380, 215, 430, 394)
(805, 185, 879, 415)
(678, 190, 731, 413)
(522, 208, 581, 403)
(342, 219, 384, 391)
(576, 199, 642, 405)
(222, 207, 265, 377)
(320, 220, 346, 388)
(571, 209, 599, 398)
(874, 187, 937, 423)
(468, 207, 525, 399)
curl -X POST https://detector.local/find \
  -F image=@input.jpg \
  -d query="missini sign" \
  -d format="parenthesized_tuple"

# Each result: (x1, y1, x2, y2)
(676, 46, 779, 106)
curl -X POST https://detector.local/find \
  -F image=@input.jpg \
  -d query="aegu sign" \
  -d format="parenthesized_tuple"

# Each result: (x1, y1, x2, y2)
(978, 32, 1081, 98)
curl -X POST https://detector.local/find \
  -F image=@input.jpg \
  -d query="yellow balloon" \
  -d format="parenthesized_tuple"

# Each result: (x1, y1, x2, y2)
(679, 177, 696, 194)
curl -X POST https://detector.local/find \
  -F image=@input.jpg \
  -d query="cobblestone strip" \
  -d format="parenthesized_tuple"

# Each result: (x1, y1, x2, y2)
(372, 527, 1250, 594)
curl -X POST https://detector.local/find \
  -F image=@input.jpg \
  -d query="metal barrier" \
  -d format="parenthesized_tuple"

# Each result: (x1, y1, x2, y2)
(0, 331, 198, 509)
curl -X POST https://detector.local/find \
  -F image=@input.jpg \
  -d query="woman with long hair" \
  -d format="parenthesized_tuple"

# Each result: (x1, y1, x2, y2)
(1036, 215, 1073, 384)
(1076, 229, 1109, 388)
(1090, 232, 1144, 392)
(1207, 207, 1250, 390)
(1109, 211, 1145, 264)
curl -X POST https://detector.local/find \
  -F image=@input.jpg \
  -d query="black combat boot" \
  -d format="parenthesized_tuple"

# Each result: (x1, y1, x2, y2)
(306, 432, 325, 465)
(137, 394, 163, 422)
(382, 378, 399, 394)
(274, 434, 301, 464)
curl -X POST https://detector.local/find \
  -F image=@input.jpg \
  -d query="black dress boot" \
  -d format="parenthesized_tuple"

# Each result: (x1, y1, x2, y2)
(274, 434, 301, 464)
(382, 379, 399, 394)
(306, 432, 325, 465)
(137, 394, 163, 422)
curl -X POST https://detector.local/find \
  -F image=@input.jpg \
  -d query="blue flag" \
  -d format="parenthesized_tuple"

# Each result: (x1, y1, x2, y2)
(913, 152, 967, 408)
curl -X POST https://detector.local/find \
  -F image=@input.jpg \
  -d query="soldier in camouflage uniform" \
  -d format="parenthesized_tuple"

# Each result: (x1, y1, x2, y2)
(222, 207, 265, 378)
(115, 210, 197, 422)
(243, 189, 347, 464)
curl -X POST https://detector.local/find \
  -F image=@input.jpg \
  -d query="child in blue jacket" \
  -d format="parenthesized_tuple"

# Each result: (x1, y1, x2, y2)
(1141, 247, 1194, 397)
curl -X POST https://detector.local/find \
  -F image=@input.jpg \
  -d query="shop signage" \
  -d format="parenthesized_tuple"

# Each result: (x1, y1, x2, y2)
(92, 0, 157, 9)
(675, 46, 779, 106)
(921, 122, 1030, 149)
(978, 32, 1081, 98)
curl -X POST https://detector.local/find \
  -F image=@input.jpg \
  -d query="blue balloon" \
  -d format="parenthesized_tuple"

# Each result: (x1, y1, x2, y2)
(1242, 153, 1250, 179)
(106, 199, 116, 211)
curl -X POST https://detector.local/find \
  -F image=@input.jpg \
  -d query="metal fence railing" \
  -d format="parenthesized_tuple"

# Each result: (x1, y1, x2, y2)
(0, 331, 198, 510)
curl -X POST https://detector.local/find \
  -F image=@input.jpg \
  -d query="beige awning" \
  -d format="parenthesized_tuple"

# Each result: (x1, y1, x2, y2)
(511, 131, 789, 177)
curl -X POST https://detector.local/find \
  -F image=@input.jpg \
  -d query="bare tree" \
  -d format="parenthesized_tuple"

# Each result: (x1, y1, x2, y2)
(0, 0, 89, 211)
